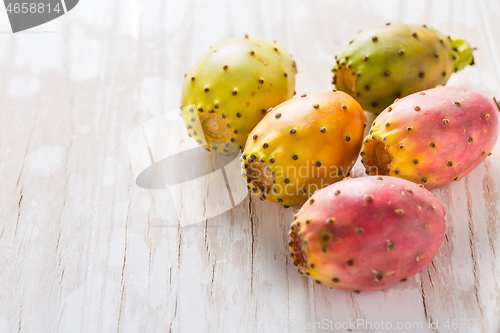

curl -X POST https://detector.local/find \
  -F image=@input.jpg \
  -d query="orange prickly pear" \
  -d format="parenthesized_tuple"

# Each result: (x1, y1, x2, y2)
(242, 90, 366, 206)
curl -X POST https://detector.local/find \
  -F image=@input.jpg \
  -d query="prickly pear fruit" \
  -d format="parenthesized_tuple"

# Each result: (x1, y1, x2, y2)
(242, 90, 366, 206)
(332, 23, 474, 114)
(361, 86, 499, 190)
(180, 36, 296, 151)
(289, 176, 447, 291)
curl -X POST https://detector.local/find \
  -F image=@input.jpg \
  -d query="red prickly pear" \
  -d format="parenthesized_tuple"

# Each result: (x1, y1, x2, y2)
(361, 86, 499, 189)
(289, 176, 447, 292)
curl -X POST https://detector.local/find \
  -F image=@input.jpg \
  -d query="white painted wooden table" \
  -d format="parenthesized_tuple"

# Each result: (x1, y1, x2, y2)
(1, 0, 500, 332)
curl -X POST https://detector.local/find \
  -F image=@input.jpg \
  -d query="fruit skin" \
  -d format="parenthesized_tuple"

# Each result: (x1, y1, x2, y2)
(289, 176, 447, 292)
(180, 36, 296, 151)
(242, 90, 366, 206)
(332, 23, 474, 114)
(361, 86, 499, 190)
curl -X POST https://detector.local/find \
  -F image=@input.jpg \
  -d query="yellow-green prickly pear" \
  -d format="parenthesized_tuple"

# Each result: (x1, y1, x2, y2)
(181, 36, 296, 151)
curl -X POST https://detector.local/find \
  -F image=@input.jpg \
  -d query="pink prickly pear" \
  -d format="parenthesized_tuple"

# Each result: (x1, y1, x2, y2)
(289, 176, 446, 292)
(361, 86, 499, 189)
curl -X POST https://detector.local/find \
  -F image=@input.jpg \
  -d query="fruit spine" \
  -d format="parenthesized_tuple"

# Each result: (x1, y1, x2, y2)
(332, 23, 474, 114)
(289, 176, 447, 291)
(242, 90, 366, 206)
(180, 36, 296, 151)
(361, 86, 499, 189)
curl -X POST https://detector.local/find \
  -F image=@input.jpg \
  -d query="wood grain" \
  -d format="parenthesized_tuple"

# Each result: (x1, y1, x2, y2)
(0, 0, 499, 332)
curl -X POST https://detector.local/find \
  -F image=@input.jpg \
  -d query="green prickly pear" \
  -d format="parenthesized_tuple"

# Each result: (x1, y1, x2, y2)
(361, 86, 499, 189)
(242, 90, 366, 206)
(332, 23, 474, 114)
(180, 36, 296, 151)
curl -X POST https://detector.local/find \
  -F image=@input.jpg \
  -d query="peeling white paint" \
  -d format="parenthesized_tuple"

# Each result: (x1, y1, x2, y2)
(8, 76, 40, 97)
(69, 24, 101, 81)
(27, 146, 62, 177)
(0, 317, 9, 333)
(79, 126, 90, 134)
